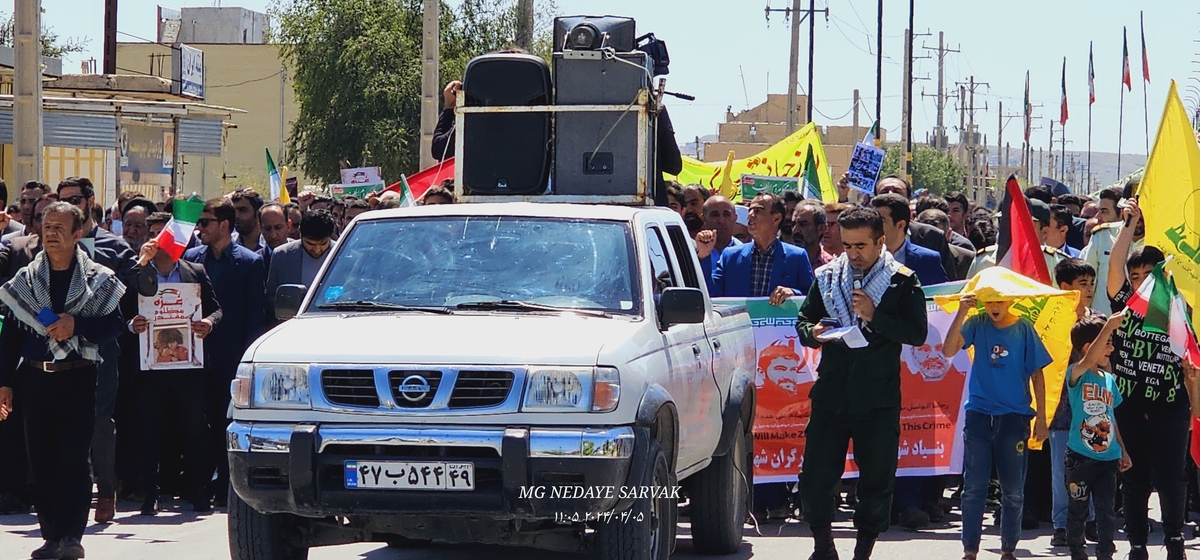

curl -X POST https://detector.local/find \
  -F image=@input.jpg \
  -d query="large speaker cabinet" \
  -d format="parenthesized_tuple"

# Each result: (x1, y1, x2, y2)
(460, 53, 552, 195)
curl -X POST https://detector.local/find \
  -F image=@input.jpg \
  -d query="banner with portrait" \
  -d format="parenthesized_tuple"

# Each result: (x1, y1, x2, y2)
(138, 283, 204, 371)
(720, 288, 972, 483)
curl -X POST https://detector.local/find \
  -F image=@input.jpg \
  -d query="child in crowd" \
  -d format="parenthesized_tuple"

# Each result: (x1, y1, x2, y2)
(1049, 258, 1101, 546)
(1064, 312, 1131, 560)
(944, 289, 1052, 560)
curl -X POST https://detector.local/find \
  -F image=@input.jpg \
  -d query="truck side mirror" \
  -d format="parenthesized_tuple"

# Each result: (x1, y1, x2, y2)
(275, 284, 308, 321)
(659, 287, 704, 329)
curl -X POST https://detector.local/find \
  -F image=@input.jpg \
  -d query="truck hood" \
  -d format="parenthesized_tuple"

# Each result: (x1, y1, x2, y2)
(247, 312, 647, 366)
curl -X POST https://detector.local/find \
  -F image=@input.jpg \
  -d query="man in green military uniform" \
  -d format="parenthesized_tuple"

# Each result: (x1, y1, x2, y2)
(796, 206, 929, 560)
(967, 198, 1067, 279)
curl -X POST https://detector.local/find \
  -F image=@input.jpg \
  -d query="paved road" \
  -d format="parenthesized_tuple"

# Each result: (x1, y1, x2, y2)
(0, 496, 1192, 559)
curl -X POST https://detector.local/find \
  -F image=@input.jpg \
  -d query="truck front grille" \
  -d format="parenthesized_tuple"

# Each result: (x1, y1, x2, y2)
(448, 371, 514, 409)
(321, 369, 381, 408)
(388, 370, 442, 408)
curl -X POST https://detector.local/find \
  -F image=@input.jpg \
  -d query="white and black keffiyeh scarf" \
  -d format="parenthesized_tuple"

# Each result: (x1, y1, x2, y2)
(0, 248, 125, 362)
(815, 249, 903, 328)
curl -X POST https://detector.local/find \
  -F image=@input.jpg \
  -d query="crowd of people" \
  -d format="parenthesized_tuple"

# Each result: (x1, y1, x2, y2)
(0, 176, 458, 560)
(667, 173, 1200, 560)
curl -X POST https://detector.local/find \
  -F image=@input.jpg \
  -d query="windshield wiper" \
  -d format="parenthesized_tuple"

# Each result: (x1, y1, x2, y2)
(455, 300, 611, 318)
(318, 301, 452, 314)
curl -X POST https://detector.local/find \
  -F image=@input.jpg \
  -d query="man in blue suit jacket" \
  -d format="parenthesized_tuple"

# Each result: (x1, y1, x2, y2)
(182, 198, 266, 505)
(870, 193, 949, 286)
(706, 193, 815, 301)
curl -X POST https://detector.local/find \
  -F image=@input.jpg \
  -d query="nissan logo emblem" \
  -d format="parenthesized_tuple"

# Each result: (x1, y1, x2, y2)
(398, 374, 431, 402)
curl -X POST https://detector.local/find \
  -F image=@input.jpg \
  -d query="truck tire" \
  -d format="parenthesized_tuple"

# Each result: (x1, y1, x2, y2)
(597, 438, 674, 560)
(688, 419, 749, 555)
(228, 486, 309, 560)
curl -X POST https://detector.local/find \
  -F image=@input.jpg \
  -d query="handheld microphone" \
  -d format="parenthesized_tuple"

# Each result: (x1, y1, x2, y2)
(851, 268, 864, 291)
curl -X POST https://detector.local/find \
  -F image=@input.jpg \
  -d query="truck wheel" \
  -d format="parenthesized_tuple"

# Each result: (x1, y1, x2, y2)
(597, 438, 674, 560)
(228, 486, 309, 560)
(688, 419, 749, 555)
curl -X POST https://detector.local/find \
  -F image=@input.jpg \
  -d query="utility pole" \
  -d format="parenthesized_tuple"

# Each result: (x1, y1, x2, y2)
(956, 76, 988, 203)
(14, 0, 42, 191)
(901, 28, 931, 184)
(767, 1, 827, 133)
(515, 0, 534, 51)
(921, 31, 959, 152)
(996, 101, 1022, 175)
(875, 0, 883, 147)
(104, 0, 118, 75)
(1048, 120, 1054, 180)
(419, 0, 439, 169)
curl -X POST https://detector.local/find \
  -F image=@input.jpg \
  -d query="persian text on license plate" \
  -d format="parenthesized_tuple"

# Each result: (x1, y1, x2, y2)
(344, 460, 474, 490)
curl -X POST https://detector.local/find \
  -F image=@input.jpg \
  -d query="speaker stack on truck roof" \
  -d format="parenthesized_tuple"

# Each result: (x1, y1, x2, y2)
(456, 15, 673, 204)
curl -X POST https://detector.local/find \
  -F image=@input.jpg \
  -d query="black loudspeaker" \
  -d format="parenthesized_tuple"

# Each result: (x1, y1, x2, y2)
(553, 52, 655, 196)
(461, 53, 552, 195)
(553, 16, 636, 52)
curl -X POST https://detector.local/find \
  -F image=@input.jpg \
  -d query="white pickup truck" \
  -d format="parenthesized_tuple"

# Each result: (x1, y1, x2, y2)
(225, 203, 758, 560)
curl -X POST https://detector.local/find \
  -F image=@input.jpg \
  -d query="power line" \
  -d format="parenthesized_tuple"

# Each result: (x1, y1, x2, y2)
(209, 69, 285, 89)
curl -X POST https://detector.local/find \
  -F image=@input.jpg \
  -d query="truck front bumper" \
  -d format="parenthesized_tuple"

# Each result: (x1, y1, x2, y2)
(228, 422, 644, 520)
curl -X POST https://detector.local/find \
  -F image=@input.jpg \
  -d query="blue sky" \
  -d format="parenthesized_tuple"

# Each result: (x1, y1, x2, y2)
(48, 1, 1200, 182)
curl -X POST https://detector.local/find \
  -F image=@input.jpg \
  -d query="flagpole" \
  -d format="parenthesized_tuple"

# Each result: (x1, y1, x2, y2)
(1118, 85, 1126, 179)
(1088, 41, 1093, 192)
(1088, 100, 1093, 191)
(1141, 11, 1150, 155)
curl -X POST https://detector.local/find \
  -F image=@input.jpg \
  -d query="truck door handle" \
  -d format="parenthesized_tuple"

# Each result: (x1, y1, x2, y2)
(692, 344, 701, 357)
(712, 339, 721, 350)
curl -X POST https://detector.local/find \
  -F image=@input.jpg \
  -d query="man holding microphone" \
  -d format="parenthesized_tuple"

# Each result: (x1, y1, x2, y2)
(794, 206, 929, 560)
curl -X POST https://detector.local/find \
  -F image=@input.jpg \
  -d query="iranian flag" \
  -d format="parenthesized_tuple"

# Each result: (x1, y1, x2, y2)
(1125, 258, 1200, 366)
(1060, 57, 1069, 126)
(1122, 27, 1132, 91)
(801, 144, 822, 200)
(155, 195, 204, 261)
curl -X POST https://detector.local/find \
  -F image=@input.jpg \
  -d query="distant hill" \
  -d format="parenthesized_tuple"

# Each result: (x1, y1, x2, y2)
(984, 146, 1146, 193)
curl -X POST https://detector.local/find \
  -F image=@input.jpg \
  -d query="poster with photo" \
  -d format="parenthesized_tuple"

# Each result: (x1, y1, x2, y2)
(846, 142, 886, 196)
(138, 283, 204, 370)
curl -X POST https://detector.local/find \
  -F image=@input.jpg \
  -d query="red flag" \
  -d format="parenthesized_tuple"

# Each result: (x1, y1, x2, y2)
(404, 157, 455, 202)
(1122, 27, 1132, 91)
(1140, 12, 1150, 83)
(1192, 417, 1200, 468)
(996, 175, 1051, 285)
(1088, 42, 1095, 105)
(1060, 57, 1068, 126)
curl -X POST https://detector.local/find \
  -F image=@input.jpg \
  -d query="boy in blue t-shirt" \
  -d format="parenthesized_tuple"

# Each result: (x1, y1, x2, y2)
(944, 291, 1053, 560)
(1065, 312, 1132, 560)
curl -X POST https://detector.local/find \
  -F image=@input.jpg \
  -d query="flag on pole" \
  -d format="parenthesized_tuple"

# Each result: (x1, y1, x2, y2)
(800, 145, 822, 200)
(1088, 43, 1095, 105)
(862, 120, 879, 144)
(266, 148, 282, 201)
(996, 175, 1051, 285)
(1024, 71, 1032, 143)
(1125, 259, 1200, 365)
(397, 175, 417, 207)
(1138, 80, 1200, 326)
(1122, 27, 1132, 91)
(154, 195, 204, 261)
(1141, 12, 1150, 83)
(278, 165, 291, 205)
(1060, 57, 1069, 126)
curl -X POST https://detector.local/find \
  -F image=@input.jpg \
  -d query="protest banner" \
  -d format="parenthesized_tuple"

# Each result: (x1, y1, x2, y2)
(329, 184, 377, 198)
(138, 283, 204, 370)
(729, 292, 971, 483)
(667, 123, 838, 203)
(740, 175, 799, 200)
(845, 142, 885, 196)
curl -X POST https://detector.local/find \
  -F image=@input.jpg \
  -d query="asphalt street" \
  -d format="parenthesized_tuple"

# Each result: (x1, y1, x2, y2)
(0, 496, 1193, 559)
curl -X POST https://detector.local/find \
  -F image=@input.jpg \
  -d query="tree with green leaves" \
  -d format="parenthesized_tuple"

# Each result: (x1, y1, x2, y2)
(880, 145, 968, 196)
(274, 0, 555, 184)
(0, 12, 88, 59)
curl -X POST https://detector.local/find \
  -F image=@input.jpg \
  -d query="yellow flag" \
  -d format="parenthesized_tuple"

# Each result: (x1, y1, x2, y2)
(668, 122, 838, 203)
(716, 151, 736, 198)
(1139, 80, 1200, 324)
(279, 165, 292, 205)
(934, 267, 1081, 450)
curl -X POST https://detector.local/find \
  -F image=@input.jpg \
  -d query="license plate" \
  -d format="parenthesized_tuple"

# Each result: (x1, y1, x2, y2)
(344, 460, 474, 491)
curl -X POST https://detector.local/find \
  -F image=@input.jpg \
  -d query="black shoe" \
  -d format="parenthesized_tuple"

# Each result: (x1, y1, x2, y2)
(1129, 545, 1149, 560)
(139, 496, 159, 516)
(1051, 528, 1067, 547)
(808, 525, 838, 560)
(853, 530, 877, 560)
(193, 497, 212, 513)
(30, 539, 61, 559)
(59, 537, 85, 560)
(1167, 536, 1187, 560)
(1069, 547, 1089, 560)
(922, 503, 945, 523)
(1084, 520, 1098, 542)
(0, 492, 31, 515)
(897, 506, 930, 530)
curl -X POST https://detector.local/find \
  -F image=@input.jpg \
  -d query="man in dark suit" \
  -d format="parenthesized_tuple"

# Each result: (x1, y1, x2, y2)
(917, 209, 973, 281)
(707, 193, 814, 301)
(183, 198, 265, 506)
(871, 193, 949, 286)
(265, 210, 335, 323)
(129, 212, 222, 515)
(876, 176, 957, 280)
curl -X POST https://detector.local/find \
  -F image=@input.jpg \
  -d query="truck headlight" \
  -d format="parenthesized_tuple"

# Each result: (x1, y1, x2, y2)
(522, 367, 620, 413)
(252, 364, 311, 409)
(231, 363, 252, 409)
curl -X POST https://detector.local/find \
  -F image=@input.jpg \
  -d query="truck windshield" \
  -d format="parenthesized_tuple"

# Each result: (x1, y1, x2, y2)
(309, 216, 641, 315)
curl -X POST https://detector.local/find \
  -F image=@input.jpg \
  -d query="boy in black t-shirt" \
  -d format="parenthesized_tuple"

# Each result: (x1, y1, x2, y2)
(1105, 200, 1188, 560)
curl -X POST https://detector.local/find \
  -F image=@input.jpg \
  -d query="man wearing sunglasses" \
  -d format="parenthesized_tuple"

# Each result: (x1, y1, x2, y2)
(55, 177, 140, 524)
(183, 198, 266, 507)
